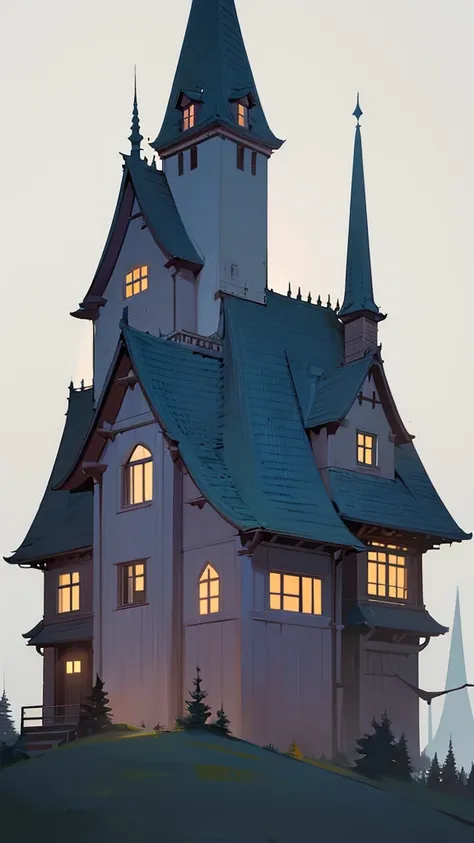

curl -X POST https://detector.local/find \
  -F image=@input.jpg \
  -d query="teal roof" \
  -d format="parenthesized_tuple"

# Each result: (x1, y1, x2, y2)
(339, 117, 380, 320)
(305, 353, 374, 429)
(327, 442, 471, 542)
(346, 601, 448, 637)
(152, 0, 282, 153)
(23, 616, 93, 646)
(5, 387, 93, 565)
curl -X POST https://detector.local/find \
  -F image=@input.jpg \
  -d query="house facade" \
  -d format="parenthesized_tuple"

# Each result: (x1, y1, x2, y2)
(6, 0, 470, 760)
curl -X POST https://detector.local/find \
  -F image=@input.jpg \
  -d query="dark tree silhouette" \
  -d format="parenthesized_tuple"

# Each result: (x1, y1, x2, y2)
(393, 732, 413, 782)
(178, 667, 212, 729)
(440, 739, 459, 795)
(458, 766, 468, 787)
(211, 706, 231, 736)
(77, 675, 113, 737)
(427, 752, 442, 791)
(353, 711, 398, 779)
(466, 762, 474, 798)
(0, 688, 17, 747)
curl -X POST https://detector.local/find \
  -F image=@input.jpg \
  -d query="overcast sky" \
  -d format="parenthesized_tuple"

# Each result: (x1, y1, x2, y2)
(0, 0, 473, 750)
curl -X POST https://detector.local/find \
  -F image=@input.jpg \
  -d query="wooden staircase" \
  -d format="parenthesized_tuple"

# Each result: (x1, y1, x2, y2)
(21, 705, 80, 755)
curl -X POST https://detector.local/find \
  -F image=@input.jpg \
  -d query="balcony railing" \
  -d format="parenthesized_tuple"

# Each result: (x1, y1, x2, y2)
(21, 704, 81, 733)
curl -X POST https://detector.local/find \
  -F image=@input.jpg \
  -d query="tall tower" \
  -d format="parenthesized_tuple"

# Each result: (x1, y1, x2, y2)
(425, 588, 474, 770)
(339, 97, 386, 363)
(151, 0, 283, 337)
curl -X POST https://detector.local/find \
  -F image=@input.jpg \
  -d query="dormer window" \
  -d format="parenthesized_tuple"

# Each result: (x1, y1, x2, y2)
(125, 266, 148, 299)
(357, 431, 377, 467)
(237, 102, 248, 128)
(367, 542, 408, 601)
(183, 103, 195, 131)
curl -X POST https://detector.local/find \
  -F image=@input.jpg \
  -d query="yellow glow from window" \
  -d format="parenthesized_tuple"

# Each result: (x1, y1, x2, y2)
(237, 103, 248, 127)
(283, 575, 299, 596)
(124, 446, 153, 507)
(199, 564, 220, 614)
(125, 266, 148, 298)
(269, 572, 280, 592)
(183, 104, 195, 131)
(58, 572, 80, 613)
(357, 431, 376, 466)
(283, 595, 299, 612)
(269, 594, 281, 610)
(313, 579, 322, 615)
(270, 572, 322, 615)
(367, 545, 407, 601)
(135, 576, 145, 592)
(66, 660, 81, 675)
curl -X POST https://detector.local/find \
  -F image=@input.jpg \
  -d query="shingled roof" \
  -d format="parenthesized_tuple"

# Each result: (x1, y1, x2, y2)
(5, 386, 93, 565)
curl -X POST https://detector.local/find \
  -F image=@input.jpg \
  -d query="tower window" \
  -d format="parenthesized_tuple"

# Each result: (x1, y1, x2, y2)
(367, 542, 408, 601)
(125, 266, 148, 299)
(65, 660, 81, 675)
(183, 103, 195, 131)
(118, 561, 147, 607)
(199, 564, 220, 615)
(58, 572, 80, 613)
(237, 145, 245, 171)
(269, 572, 322, 615)
(237, 102, 248, 128)
(357, 431, 377, 466)
(190, 146, 198, 170)
(178, 151, 184, 176)
(123, 445, 153, 507)
(251, 150, 257, 176)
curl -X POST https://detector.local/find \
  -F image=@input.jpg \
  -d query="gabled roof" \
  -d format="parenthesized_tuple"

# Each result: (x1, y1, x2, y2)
(5, 386, 94, 565)
(74, 156, 202, 316)
(304, 354, 374, 429)
(151, 0, 283, 154)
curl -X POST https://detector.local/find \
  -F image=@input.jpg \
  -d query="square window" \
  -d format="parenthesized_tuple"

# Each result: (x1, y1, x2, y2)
(125, 266, 148, 299)
(367, 543, 408, 602)
(118, 561, 147, 607)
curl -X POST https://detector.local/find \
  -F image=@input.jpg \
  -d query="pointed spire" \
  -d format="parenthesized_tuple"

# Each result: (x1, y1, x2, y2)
(297, 287, 302, 301)
(327, 294, 332, 309)
(339, 96, 380, 321)
(129, 67, 143, 158)
(445, 587, 468, 689)
(307, 291, 312, 304)
(287, 283, 292, 297)
(317, 294, 322, 306)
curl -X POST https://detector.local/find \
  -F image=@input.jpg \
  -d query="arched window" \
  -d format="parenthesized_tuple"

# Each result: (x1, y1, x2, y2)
(199, 564, 219, 615)
(123, 445, 153, 506)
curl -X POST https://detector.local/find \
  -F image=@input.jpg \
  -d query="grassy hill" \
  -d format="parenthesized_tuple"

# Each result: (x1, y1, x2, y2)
(0, 729, 473, 843)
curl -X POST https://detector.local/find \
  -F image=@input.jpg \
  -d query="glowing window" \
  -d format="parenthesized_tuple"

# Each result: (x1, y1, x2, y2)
(118, 561, 146, 607)
(123, 445, 153, 506)
(199, 564, 220, 615)
(367, 542, 408, 601)
(357, 431, 377, 466)
(237, 102, 248, 128)
(183, 103, 195, 131)
(125, 265, 148, 299)
(65, 660, 81, 674)
(58, 572, 80, 613)
(269, 572, 322, 615)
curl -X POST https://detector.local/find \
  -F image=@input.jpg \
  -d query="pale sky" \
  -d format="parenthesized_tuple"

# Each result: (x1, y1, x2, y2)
(0, 0, 473, 751)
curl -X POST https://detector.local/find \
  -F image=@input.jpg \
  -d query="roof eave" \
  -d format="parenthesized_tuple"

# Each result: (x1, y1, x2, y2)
(153, 119, 284, 158)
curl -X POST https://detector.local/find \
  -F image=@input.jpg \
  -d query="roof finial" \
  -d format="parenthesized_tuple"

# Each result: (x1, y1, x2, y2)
(297, 287, 302, 301)
(353, 92, 363, 126)
(307, 291, 312, 304)
(287, 283, 292, 297)
(129, 66, 143, 158)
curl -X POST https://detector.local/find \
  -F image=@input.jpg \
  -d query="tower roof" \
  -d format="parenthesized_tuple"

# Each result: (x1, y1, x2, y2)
(151, 0, 283, 154)
(339, 97, 382, 321)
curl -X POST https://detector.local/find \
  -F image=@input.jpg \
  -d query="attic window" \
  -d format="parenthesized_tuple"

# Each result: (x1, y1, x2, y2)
(357, 431, 377, 467)
(123, 445, 153, 506)
(183, 103, 195, 131)
(125, 266, 148, 299)
(237, 102, 249, 128)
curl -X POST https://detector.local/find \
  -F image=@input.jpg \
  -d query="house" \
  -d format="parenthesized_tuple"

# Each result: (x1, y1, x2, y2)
(5, 0, 470, 760)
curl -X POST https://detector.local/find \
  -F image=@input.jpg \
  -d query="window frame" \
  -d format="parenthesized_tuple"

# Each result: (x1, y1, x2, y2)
(182, 103, 196, 132)
(58, 571, 80, 614)
(367, 542, 409, 602)
(356, 430, 377, 467)
(122, 444, 153, 508)
(198, 563, 220, 616)
(117, 560, 147, 608)
(65, 659, 82, 675)
(237, 101, 249, 128)
(125, 265, 148, 300)
(269, 571, 323, 616)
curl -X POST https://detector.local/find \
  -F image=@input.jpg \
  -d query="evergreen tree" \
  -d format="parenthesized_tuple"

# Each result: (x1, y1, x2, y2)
(440, 739, 459, 795)
(458, 766, 468, 787)
(262, 743, 279, 752)
(418, 750, 431, 777)
(178, 667, 211, 728)
(287, 740, 304, 760)
(392, 732, 413, 782)
(353, 711, 397, 779)
(465, 762, 474, 798)
(211, 706, 231, 736)
(0, 689, 17, 747)
(427, 753, 442, 791)
(77, 675, 112, 737)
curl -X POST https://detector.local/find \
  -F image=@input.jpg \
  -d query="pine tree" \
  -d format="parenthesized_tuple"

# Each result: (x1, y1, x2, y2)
(440, 739, 459, 795)
(211, 706, 231, 736)
(77, 675, 112, 737)
(287, 740, 304, 760)
(178, 667, 211, 729)
(0, 688, 17, 747)
(353, 711, 397, 779)
(459, 766, 468, 787)
(392, 732, 413, 782)
(427, 752, 442, 790)
(465, 762, 474, 798)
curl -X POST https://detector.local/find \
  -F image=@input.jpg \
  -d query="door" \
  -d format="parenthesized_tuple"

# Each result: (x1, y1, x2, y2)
(56, 646, 92, 725)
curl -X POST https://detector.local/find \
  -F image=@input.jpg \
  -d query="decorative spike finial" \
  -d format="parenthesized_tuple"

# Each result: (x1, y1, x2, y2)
(129, 66, 143, 158)
(335, 299, 340, 313)
(353, 92, 363, 126)
(297, 287, 302, 301)
(317, 294, 322, 306)
(307, 291, 312, 304)
(327, 294, 332, 309)
(287, 283, 292, 297)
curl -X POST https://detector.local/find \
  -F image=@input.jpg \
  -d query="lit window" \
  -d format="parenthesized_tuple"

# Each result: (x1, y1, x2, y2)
(123, 445, 153, 506)
(58, 572, 80, 613)
(125, 265, 148, 299)
(237, 102, 248, 128)
(199, 564, 219, 615)
(183, 103, 195, 131)
(118, 561, 146, 607)
(269, 572, 322, 615)
(66, 660, 81, 674)
(367, 542, 408, 601)
(357, 431, 377, 466)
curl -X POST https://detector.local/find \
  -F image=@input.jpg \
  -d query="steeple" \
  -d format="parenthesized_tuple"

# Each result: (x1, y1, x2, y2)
(339, 96, 385, 363)
(129, 68, 143, 158)
(151, 0, 283, 155)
